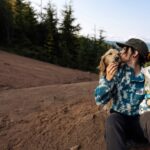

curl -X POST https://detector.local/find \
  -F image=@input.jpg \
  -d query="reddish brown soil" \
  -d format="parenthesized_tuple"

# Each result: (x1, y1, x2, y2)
(0, 50, 149, 150)
(0, 50, 97, 90)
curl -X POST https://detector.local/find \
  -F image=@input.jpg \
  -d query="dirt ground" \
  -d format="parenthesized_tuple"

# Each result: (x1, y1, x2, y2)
(0, 50, 98, 90)
(0, 50, 150, 150)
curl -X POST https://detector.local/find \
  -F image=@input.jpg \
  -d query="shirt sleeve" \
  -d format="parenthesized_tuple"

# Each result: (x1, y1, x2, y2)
(94, 76, 115, 105)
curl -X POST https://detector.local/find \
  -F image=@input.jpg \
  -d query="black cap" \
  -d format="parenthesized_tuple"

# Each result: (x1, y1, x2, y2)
(116, 38, 149, 63)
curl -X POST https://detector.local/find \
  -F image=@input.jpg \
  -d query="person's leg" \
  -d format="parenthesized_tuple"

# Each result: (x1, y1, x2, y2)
(126, 115, 148, 148)
(105, 112, 127, 150)
(140, 112, 150, 142)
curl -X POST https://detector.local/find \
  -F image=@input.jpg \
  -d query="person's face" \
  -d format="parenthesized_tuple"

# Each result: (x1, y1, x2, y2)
(119, 47, 133, 63)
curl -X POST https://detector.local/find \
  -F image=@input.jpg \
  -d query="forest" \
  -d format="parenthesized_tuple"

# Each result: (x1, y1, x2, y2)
(0, 0, 113, 72)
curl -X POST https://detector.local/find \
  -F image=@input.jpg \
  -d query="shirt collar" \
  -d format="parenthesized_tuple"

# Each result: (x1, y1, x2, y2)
(126, 64, 144, 82)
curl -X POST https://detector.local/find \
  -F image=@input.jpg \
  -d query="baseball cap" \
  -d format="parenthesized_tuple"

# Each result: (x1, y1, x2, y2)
(116, 38, 149, 63)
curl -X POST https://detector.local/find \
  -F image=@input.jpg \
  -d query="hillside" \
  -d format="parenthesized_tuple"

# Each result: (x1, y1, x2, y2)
(0, 50, 150, 150)
(0, 50, 98, 90)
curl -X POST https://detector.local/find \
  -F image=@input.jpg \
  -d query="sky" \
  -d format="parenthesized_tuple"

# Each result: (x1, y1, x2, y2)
(28, 0, 150, 42)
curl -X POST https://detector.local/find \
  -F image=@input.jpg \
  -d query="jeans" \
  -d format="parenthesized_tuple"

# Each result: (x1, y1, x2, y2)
(105, 111, 150, 150)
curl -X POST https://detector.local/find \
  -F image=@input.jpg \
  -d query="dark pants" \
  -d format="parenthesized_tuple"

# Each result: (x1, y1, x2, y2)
(105, 111, 150, 150)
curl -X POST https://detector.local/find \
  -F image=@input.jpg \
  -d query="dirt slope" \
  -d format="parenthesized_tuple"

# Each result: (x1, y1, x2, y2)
(0, 51, 149, 150)
(0, 81, 102, 150)
(0, 50, 97, 90)
(0, 82, 149, 150)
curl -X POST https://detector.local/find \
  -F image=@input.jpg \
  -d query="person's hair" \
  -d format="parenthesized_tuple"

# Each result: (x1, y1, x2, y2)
(128, 46, 145, 66)
(137, 52, 145, 66)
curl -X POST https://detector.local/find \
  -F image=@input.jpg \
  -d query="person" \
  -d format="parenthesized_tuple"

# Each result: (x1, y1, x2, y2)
(94, 38, 150, 150)
(139, 66, 150, 114)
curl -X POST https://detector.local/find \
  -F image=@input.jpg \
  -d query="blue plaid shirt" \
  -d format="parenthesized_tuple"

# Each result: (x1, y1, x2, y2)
(94, 64, 145, 116)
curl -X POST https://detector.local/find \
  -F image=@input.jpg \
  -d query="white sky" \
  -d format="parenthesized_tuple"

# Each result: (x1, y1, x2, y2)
(28, 0, 150, 42)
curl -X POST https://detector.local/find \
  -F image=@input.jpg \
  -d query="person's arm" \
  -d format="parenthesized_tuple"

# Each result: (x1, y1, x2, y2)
(94, 77, 115, 105)
(94, 63, 118, 105)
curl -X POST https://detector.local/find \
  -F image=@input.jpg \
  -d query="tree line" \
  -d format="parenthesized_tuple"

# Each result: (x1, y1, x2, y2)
(0, 0, 112, 72)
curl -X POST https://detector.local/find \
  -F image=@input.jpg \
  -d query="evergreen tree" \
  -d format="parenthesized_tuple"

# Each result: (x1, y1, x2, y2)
(14, 0, 37, 46)
(59, 4, 81, 68)
(97, 29, 107, 61)
(23, 2, 38, 44)
(13, 0, 25, 41)
(0, 0, 14, 45)
(44, 2, 60, 64)
(99, 29, 105, 44)
(78, 36, 92, 70)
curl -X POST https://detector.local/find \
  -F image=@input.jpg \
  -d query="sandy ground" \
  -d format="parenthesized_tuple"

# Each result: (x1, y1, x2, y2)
(0, 50, 150, 150)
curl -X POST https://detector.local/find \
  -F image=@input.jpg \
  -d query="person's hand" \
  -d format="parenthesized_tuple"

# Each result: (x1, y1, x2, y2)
(106, 63, 118, 81)
(147, 99, 150, 106)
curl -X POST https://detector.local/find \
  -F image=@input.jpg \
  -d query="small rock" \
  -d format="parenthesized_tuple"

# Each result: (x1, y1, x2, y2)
(70, 144, 81, 150)
(92, 114, 96, 120)
(63, 107, 69, 113)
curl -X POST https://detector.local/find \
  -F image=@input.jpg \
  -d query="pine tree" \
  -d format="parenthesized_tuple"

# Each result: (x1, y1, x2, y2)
(23, 2, 38, 44)
(14, 0, 37, 46)
(44, 2, 60, 64)
(0, 0, 14, 45)
(59, 4, 81, 68)
(78, 36, 92, 70)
